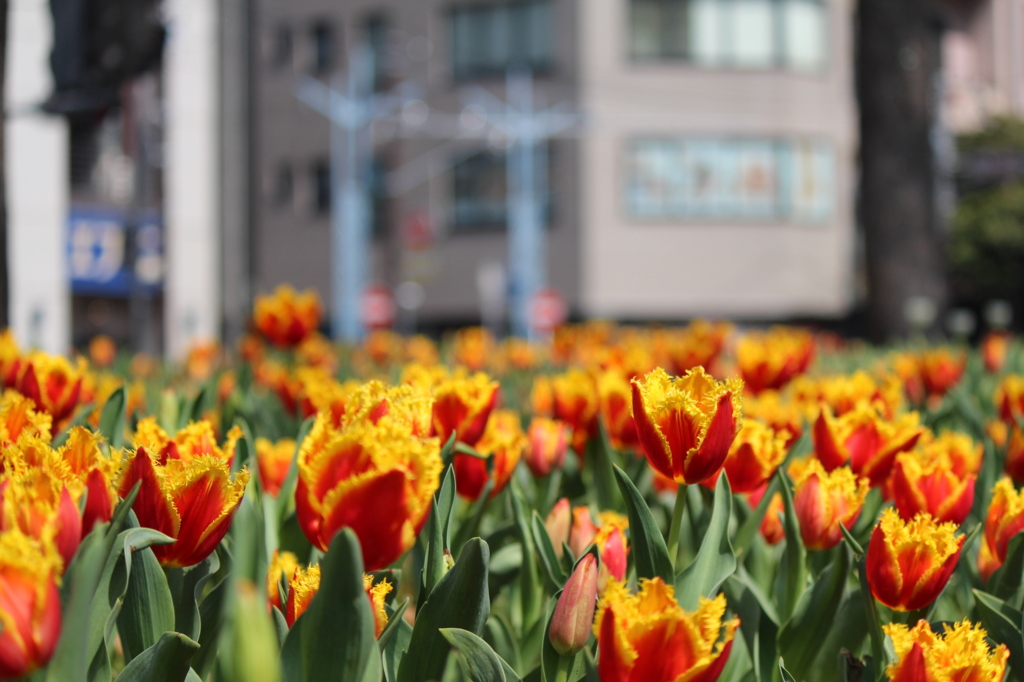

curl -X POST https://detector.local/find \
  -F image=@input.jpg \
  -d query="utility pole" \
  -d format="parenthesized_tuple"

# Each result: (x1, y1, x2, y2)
(0, 0, 8, 329)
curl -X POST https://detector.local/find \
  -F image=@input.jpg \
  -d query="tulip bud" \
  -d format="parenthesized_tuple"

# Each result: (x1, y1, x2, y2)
(549, 554, 598, 656)
(545, 498, 571, 559)
(569, 507, 598, 558)
(525, 418, 568, 477)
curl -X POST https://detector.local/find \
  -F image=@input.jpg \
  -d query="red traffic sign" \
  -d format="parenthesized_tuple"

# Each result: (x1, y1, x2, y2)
(530, 288, 567, 333)
(362, 285, 395, 329)
(403, 210, 433, 251)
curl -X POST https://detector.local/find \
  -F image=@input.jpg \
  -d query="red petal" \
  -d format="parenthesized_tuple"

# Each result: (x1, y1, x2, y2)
(596, 608, 630, 682)
(159, 467, 237, 567)
(683, 392, 736, 485)
(54, 487, 82, 570)
(119, 448, 178, 540)
(82, 468, 114, 536)
(631, 382, 673, 481)
(813, 409, 846, 471)
(865, 524, 904, 609)
(320, 469, 411, 571)
(453, 453, 489, 501)
(294, 477, 324, 550)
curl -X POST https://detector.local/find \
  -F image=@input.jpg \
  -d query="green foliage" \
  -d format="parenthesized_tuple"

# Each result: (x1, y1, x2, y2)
(950, 180, 1024, 304)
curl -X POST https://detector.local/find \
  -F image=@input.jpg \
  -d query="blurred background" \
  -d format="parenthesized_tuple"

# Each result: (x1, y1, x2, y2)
(2, 0, 1023, 357)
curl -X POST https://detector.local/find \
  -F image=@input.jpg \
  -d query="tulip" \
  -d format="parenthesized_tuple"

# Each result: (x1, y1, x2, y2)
(118, 446, 250, 568)
(284, 563, 391, 636)
(866, 509, 963, 611)
(450, 327, 494, 372)
(703, 419, 787, 494)
(1006, 426, 1024, 485)
(883, 620, 1007, 682)
(295, 385, 441, 571)
(16, 353, 86, 431)
(525, 418, 569, 477)
(995, 375, 1024, 424)
(893, 353, 926, 407)
(133, 416, 242, 468)
(0, 529, 62, 678)
(453, 409, 526, 500)
(791, 458, 869, 551)
(0, 475, 81, 571)
(0, 392, 52, 445)
(736, 327, 815, 395)
(256, 438, 296, 497)
(545, 498, 571, 558)
(988, 419, 1009, 450)
(55, 427, 122, 536)
(253, 284, 322, 349)
(569, 507, 599, 558)
(747, 484, 784, 545)
(267, 550, 299, 613)
(664, 320, 731, 376)
(631, 367, 743, 485)
(813, 403, 923, 487)
(978, 478, 1024, 581)
(531, 375, 555, 417)
(593, 513, 630, 584)
(918, 348, 966, 400)
(549, 554, 599, 656)
(597, 371, 639, 451)
(889, 432, 981, 525)
(743, 391, 804, 450)
(88, 335, 117, 368)
(551, 369, 600, 453)
(0, 330, 23, 389)
(982, 331, 1011, 374)
(595, 578, 738, 682)
(431, 371, 499, 448)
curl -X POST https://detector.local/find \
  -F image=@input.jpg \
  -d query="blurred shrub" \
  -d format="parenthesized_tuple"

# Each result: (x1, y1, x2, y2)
(949, 181, 1024, 304)
(958, 116, 1024, 153)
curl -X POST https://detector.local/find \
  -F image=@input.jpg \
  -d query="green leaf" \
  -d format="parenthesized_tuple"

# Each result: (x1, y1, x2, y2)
(276, 417, 315, 525)
(733, 477, 778, 554)
(97, 385, 127, 450)
(511, 486, 544, 632)
(192, 548, 232, 678)
(973, 589, 1024, 678)
(115, 632, 201, 682)
(531, 511, 568, 589)
(775, 469, 806, 623)
(442, 628, 517, 682)
(423, 465, 457, 604)
(166, 552, 220, 641)
(399, 538, 491, 682)
(281, 528, 382, 682)
(777, 545, 852, 678)
(383, 617, 413, 682)
(378, 599, 411, 651)
(778, 659, 797, 682)
(588, 418, 622, 512)
(440, 431, 458, 467)
(989, 531, 1024, 608)
(728, 566, 780, 626)
(856, 556, 888, 675)
(675, 474, 736, 611)
(614, 465, 673, 582)
(117, 545, 176, 662)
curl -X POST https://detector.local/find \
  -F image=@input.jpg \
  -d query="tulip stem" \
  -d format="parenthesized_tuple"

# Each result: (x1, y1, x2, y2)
(667, 484, 688, 569)
(554, 655, 572, 682)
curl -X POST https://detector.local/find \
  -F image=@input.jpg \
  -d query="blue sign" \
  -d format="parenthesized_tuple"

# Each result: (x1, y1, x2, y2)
(67, 205, 163, 296)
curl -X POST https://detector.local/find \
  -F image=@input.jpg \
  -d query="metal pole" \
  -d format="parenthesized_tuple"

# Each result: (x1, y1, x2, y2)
(507, 66, 541, 340)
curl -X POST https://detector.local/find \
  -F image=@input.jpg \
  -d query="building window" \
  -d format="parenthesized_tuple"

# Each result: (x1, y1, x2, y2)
(273, 163, 294, 208)
(365, 15, 391, 91)
(625, 137, 834, 222)
(270, 24, 293, 69)
(629, 0, 827, 72)
(312, 160, 331, 215)
(370, 156, 391, 238)
(451, 1, 554, 79)
(310, 21, 335, 74)
(452, 145, 552, 231)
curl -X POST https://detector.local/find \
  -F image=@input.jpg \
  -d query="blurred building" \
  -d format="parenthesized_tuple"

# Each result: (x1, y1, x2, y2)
(247, 0, 858, 333)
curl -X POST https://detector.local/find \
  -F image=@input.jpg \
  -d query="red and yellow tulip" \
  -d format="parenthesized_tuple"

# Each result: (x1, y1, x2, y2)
(747, 484, 784, 545)
(295, 384, 441, 571)
(813, 404, 923, 487)
(703, 418, 787, 494)
(0, 529, 62, 678)
(118, 446, 249, 568)
(256, 438, 295, 497)
(889, 432, 981, 525)
(982, 331, 1011, 374)
(736, 327, 814, 395)
(253, 285, 322, 349)
(791, 458, 869, 551)
(453, 409, 526, 500)
(15, 353, 86, 431)
(883, 620, 1007, 682)
(631, 367, 743, 485)
(995, 375, 1024, 425)
(664, 320, 731, 376)
(918, 348, 966, 400)
(551, 369, 599, 453)
(595, 578, 738, 682)
(431, 371, 499, 448)
(866, 509, 963, 611)
(597, 370, 638, 451)
(978, 478, 1024, 581)
(133, 417, 242, 468)
(524, 417, 568, 477)
(267, 549, 300, 613)
(284, 562, 391, 636)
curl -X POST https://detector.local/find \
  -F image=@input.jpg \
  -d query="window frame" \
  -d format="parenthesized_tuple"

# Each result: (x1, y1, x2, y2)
(449, 0, 556, 81)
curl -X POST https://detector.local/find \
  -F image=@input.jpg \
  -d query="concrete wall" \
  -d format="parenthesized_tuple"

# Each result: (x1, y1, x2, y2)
(6, 0, 70, 353)
(577, 0, 859, 321)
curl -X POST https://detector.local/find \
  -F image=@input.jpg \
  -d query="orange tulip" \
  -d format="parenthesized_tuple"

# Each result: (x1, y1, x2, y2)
(736, 327, 815, 395)
(256, 438, 295, 497)
(0, 529, 62, 678)
(295, 333, 337, 373)
(631, 367, 743, 485)
(893, 353, 926, 407)
(890, 433, 981, 525)
(405, 335, 439, 366)
(525, 417, 569, 477)
(918, 348, 966, 399)
(551, 369, 599, 453)
(747, 484, 784, 545)
(883, 620, 1007, 682)
(453, 409, 526, 500)
(253, 284, 322, 349)
(978, 478, 1024, 581)
(184, 340, 220, 381)
(295, 384, 441, 571)
(597, 371, 638, 451)
(595, 578, 738, 682)
(284, 563, 391, 636)
(87, 335, 117, 368)
(16, 353, 85, 430)
(0, 392, 52, 446)
(531, 375, 555, 417)
(450, 327, 494, 372)
(995, 375, 1024, 424)
(703, 419, 787, 494)
(118, 446, 249, 568)
(267, 549, 299, 613)
(791, 459, 869, 551)
(813, 403, 923, 487)
(431, 371, 499, 448)
(982, 331, 1011, 374)
(866, 509, 963, 611)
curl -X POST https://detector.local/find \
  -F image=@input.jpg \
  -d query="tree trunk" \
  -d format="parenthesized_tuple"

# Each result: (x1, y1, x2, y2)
(857, 0, 948, 341)
(0, 0, 8, 329)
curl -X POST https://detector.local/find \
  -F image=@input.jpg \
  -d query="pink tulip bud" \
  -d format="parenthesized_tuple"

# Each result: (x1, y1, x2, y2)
(545, 498, 571, 559)
(549, 554, 599, 656)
